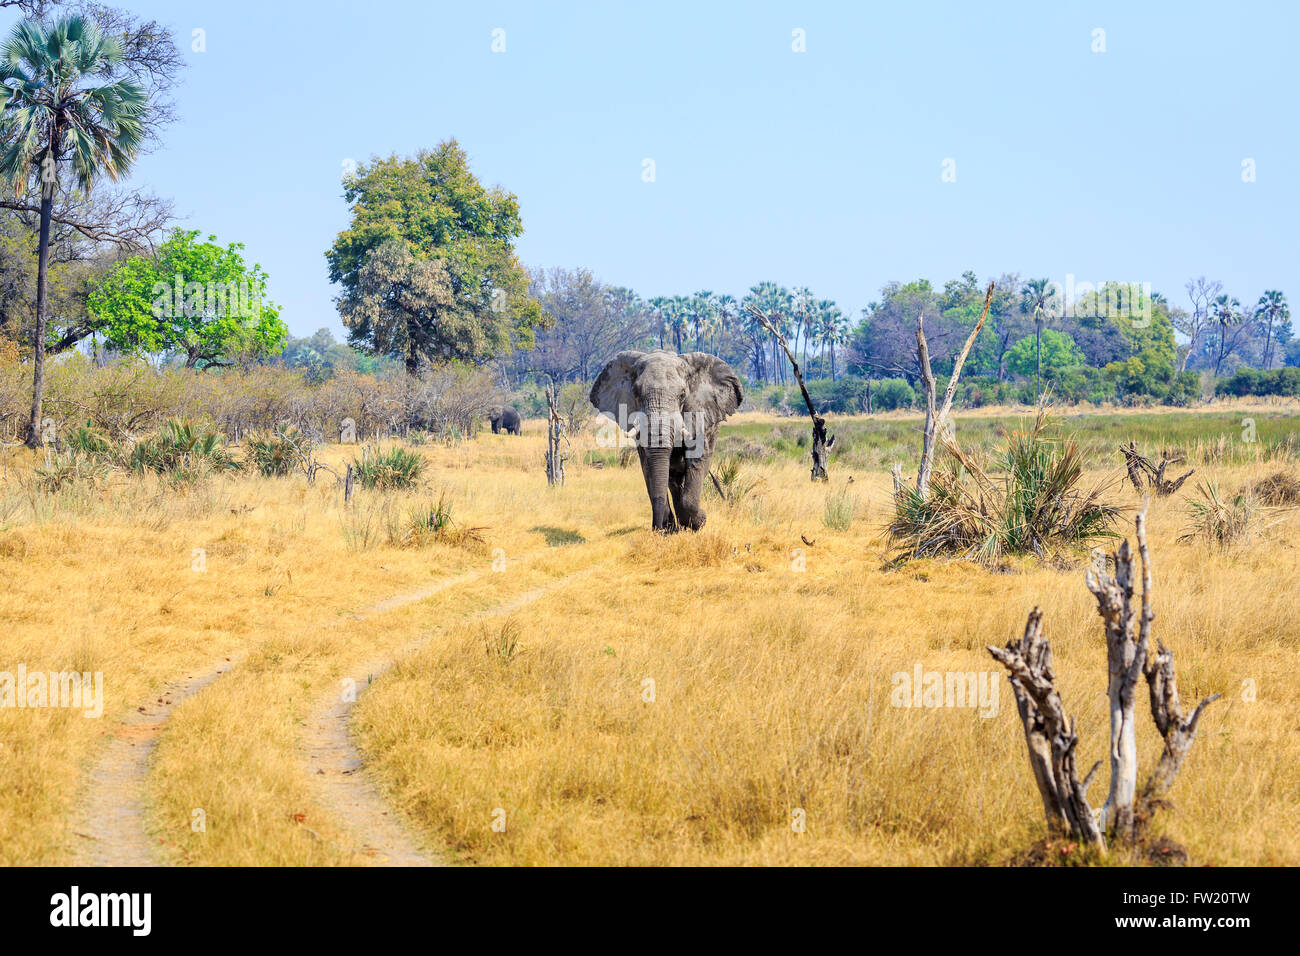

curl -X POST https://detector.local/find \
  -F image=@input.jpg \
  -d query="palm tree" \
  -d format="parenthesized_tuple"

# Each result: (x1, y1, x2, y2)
(1211, 294, 1242, 376)
(0, 15, 146, 447)
(816, 300, 843, 380)
(691, 289, 715, 352)
(1255, 290, 1289, 370)
(714, 294, 737, 355)
(743, 282, 785, 383)
(1019, 278, 1055, 398)
(790, 286, 814, 368)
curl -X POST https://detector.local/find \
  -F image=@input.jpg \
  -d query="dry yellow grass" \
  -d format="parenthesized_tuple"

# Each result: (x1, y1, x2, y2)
(0, 412, 1296, 866)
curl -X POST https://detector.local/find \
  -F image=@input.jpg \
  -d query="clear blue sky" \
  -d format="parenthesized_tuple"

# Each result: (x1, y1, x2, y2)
(18, 0, 1299, 337)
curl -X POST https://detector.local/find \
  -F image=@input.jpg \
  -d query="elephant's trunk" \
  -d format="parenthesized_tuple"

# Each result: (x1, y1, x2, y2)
(648, 444, 672, 530)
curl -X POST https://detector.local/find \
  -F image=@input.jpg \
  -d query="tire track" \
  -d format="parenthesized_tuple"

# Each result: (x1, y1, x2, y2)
(302, 552, 616, 867)
(68, 660, 241, 866)
(65, 560, 506, 866)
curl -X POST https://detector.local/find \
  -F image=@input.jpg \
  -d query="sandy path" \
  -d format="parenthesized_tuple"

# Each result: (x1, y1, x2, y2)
(66, 543, 610, 867)
(65, 568, 490, 867)
(302, 556, 613, 867)
(68, 661, 239, 866)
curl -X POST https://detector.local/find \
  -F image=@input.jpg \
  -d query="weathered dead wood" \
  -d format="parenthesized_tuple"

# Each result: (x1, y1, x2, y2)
(991, 504, 1221, 852)
(745, 305, 835, 481)
(1142, 642, 1222, 808)
(1085, 509, 1152, 840)
(1119, 441, 1194, 496)
(545, 383, 567, 486)
(988, 609, 1106, 848)
(890, 462, 905, 499)
(914, 281, 994, 499)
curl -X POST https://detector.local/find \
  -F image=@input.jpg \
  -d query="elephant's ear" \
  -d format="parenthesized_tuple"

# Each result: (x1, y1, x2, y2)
(683, 353, 743, 424)
(590, 351, 643, 419)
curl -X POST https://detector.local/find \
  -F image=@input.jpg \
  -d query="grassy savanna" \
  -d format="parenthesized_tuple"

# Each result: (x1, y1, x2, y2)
(0, 403, 1297, 865)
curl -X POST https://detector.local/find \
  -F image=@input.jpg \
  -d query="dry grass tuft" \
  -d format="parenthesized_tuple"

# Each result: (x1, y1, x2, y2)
(1249, 470, 1300, 507)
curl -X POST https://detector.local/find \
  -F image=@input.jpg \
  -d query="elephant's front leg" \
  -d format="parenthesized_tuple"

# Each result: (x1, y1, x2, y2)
(671, 450, 710, 531)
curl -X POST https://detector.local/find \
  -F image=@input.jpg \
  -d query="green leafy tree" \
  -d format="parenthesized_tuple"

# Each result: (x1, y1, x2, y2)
(1006, 328, 1084, 381)
(87, 229, 285, 368)
(325, 141, 544, 374)
(0, 14, 147, 445)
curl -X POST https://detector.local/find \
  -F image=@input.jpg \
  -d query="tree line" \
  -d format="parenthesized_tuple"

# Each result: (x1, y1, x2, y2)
(1, 3, 1293, 447)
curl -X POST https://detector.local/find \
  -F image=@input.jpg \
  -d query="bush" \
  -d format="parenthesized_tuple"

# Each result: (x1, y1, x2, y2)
(30, 450, 109, 493)
(888, 407, 1122, 564)
(129, 419, 238, 477)
(708, 454, 764, 506)
(387, 491, 486, 549)
(1215, 367, 1300, 398)
(65, 422, 115, 458)
(1249, 471, 1300, 506)
(244, 425, 311, 477)
(351, 445, 425, 490)
(1179, 480, 1258, 547)
(1162, 370, 1203, 406)
(870, 378, 916, 411)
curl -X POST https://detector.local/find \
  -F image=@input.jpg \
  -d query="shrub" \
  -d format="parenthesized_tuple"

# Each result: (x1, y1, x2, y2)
(1215, 366, 1300, 398)
(870, 377, 916, 411)
(128, 419, 238, 476)
(708, 454, 764, 506)
(351, 445, 424, 490)
(31, 451, 109, 493)
(244, 425, 311, 477)
(388, 492, 486, 549)
(1179, 480, 1257, 547)
(888, 407, 1123, 564)
(65, 422, 114, 458)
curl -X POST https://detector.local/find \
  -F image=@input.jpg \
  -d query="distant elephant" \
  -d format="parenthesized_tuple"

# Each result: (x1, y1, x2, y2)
(490, 405, 521, 435)
(590, 350, 743, 532)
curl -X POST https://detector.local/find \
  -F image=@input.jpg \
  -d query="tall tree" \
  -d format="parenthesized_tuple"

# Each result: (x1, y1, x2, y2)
(1211, 294, 1244, 376)
(1019, 277, 1056, 398)
(326, 141, 544, 374)
(0, 14, 146, 446)
(1178, 277, 1222, 372)
(1255, 290, 1289, 370)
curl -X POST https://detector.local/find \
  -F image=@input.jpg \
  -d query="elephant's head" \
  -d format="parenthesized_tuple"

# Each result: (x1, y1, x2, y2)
(590, 350, 743, 530)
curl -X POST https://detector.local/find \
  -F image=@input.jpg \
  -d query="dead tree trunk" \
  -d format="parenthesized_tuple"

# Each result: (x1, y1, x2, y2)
(746, 305, 834, 481)
(545, 382, 567, 487)
(1142, 640, 1222, 807)
(914, 281, 994, 499)
(1085, 513, 1152, 840)
(989, 609, 1106, 848)
(1118, 442, 1194, 496)
(990, 503, 1221, 852)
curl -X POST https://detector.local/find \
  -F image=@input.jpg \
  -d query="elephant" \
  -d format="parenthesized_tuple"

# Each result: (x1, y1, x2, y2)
(590, 350, 743, 532)
(489, 405, 522, 435)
